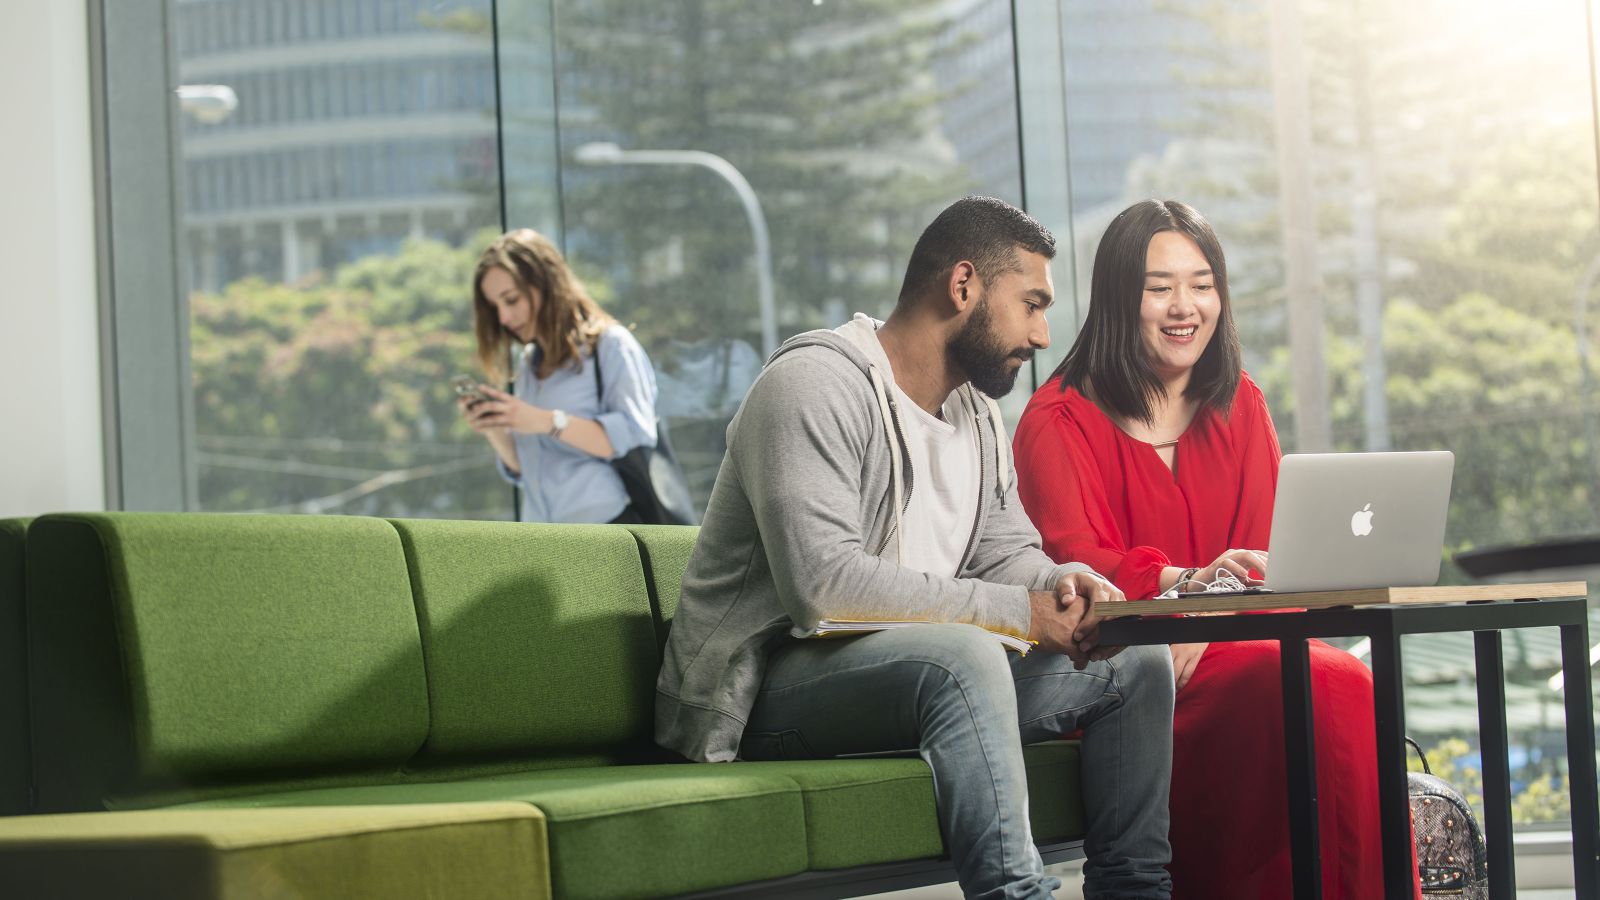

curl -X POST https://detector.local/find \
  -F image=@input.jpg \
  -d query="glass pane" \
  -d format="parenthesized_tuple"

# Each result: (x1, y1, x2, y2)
(496, 0, 563, 238)
(1058, 0, 1599, 827)
(540, 0, 1025, 510)
(176, 0, 515, 518)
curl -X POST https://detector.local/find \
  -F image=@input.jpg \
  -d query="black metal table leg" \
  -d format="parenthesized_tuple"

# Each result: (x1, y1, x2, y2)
(1096, 593, 1593, 899)
(1368, 622, 1415, 899)
(1560, 618, 1599, 897)
(1281, 637, 1320, 900)
(1474, 630, 1514, 899)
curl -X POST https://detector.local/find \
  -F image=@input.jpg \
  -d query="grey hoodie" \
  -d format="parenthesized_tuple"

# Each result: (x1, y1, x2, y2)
(654, 322, 1095, 762)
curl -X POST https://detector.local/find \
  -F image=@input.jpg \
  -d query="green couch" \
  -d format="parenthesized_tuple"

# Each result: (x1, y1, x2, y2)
(1, 517, 30, 817)
(1, 513, 1085, 899)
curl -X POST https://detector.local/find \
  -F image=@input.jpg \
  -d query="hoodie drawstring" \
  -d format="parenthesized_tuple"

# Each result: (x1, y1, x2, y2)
(977, 392, 1010, 506)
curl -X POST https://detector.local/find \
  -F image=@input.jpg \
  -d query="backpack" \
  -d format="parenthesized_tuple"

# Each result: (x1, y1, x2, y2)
(1406, 737, 1489, 897)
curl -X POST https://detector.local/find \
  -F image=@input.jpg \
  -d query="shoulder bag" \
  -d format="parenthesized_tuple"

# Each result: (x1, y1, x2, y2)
(592, 344, 699, 525)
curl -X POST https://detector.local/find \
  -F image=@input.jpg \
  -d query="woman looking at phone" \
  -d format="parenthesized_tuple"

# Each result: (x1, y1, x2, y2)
(460, 228, 660, 524)
(1012, 200, 1418, 899)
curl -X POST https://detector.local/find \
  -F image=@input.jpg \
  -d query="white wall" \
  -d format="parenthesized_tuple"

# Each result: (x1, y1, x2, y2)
(0, 0, 105, 518)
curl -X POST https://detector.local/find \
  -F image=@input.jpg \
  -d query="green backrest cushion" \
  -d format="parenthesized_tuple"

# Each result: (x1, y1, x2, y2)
(622, 524, 698, 644)
(0, 518, 31, 815)
(27, 514, 428, 811)
(389, 520, 660, 764)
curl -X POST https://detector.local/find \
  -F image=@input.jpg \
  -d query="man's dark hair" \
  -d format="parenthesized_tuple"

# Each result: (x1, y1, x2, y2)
(896, 196, 1055, 307)
(1049, 199, 1242, 423)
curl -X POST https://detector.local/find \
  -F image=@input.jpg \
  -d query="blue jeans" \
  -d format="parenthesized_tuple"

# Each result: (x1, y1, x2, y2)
(741, 624, 1174, 900)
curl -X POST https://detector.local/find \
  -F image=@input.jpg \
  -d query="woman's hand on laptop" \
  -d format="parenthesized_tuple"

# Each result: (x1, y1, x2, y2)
(1199, 549, 1268, 586)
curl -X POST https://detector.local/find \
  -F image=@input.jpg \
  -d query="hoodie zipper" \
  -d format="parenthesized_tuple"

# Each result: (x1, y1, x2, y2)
(874, 390, 916, 556)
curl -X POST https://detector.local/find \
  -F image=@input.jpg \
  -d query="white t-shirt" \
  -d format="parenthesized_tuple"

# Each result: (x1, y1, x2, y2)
(890, 381, 982, 578)
(834, 314, 982, 578)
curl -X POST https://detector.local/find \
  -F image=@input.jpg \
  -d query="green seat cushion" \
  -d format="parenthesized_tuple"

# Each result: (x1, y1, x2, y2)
(172, 763, 807, 900)
(739, 757, 942, 869)
(0, 518, 30, 815)
(26, 514, 428, 811)
(621, 524, 697, 642)
(747, 741, 1084, 870)
(0, 803, 548, 900)
(1021, 741, 1085, 842)
(387, 520, 661, 764)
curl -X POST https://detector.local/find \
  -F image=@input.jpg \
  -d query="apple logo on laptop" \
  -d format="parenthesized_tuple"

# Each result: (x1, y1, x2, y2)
(1350, 503, 1374, 537)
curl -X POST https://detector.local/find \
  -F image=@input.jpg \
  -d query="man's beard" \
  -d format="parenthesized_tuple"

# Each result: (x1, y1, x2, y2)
(949, 297, 1032, 398)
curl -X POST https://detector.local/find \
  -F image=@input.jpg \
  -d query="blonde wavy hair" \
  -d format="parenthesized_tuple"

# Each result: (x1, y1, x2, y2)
(472, 229, 614, 384)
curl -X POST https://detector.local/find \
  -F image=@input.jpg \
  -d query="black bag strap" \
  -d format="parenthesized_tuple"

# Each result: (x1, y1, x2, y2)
(591, 339, 605, 408)
(1404, 737, 1432, 775)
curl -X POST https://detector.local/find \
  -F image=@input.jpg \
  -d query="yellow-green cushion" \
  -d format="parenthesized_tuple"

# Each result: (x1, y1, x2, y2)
(0, 517, 30, 815)
(26, 513, 428, 811)
(388, 519, 662, 764)
(172, 764, 808, 900)
(0, 803, 548, 900)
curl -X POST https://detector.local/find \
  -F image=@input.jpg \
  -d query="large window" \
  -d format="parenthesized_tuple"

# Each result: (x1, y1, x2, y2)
(101, 0, 1598, 843)
(174, 0, 510, 517)
(169, 0, 1027, 518)
(1054, 0, 1600, 828)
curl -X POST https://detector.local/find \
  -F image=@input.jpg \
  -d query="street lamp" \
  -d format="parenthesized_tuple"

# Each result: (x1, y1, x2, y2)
(175, 84, 238, 124)
(574, 142, 777, 358)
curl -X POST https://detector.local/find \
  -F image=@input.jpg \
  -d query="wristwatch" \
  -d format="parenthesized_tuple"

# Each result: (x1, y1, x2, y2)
(549, 409, 570, 438)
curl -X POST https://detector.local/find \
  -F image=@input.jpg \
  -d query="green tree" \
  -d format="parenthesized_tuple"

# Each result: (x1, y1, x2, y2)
(190, 234, 515, 517)
(557, 0, 981, 354)
(1510, 771, 1571, 825)
(548, 0, 1009, 502)
(1148, 0, 1598, 455)
(1408, 736, 1486, 823)
(1404, 127, 1600, 325)
(1409, 735, 1574, 826)
(1259, 292, 1593, 564)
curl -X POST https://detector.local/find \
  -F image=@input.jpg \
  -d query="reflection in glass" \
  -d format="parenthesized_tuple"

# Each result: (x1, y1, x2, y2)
(177, 0, 510, 518)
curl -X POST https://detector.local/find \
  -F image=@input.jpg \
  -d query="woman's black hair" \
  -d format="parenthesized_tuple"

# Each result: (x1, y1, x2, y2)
(1049, 199, 1241, 423)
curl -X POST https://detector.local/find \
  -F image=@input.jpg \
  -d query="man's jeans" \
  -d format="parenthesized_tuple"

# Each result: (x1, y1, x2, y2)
(741, 624, 1174, 900)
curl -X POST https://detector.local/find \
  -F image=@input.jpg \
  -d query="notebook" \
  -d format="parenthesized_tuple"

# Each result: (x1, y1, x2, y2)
(1262, 451, 1455, 593)
(800, 619, 1034, 654)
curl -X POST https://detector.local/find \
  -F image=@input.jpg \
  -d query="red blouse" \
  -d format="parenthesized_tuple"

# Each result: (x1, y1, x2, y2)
(1013, 373, 1281, 600)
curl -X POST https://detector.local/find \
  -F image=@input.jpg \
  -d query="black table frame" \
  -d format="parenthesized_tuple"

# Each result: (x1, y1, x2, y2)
(1098, 595, 1599, 900)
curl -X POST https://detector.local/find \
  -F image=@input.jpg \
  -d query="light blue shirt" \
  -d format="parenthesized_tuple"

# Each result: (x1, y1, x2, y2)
(496, 324, 659, 523)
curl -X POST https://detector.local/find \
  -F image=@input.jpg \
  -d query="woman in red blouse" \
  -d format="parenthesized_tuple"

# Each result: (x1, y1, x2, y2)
(1013, 200, 1418, 899)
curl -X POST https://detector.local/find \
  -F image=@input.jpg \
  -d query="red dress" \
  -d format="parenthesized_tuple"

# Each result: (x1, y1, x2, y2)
(1013, 373, 1420, 900)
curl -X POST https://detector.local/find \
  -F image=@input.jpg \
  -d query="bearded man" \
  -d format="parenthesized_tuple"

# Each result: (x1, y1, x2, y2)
(655, 196, 1175, 900)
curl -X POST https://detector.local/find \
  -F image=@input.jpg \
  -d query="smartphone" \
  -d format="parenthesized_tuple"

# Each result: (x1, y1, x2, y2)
(450, 374, 488, 407)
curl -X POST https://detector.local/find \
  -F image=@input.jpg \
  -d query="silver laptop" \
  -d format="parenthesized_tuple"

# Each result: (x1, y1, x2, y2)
(1263, 451, 1455, 593)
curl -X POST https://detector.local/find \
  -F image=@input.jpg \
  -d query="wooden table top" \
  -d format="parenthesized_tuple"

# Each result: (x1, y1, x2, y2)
(1094, 581, 1589, 619)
